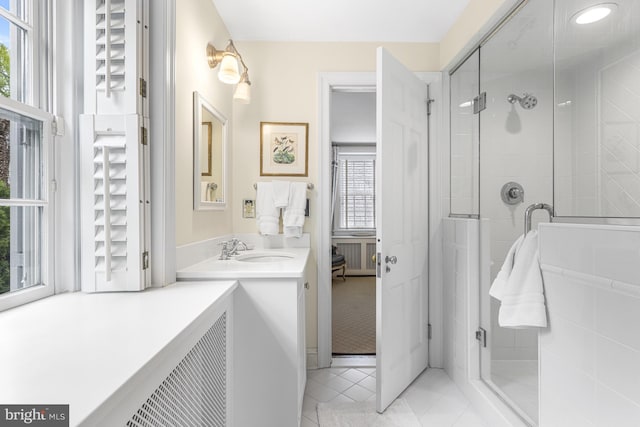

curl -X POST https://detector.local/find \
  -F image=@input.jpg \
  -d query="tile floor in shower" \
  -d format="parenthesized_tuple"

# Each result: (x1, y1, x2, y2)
(302, 367, 488, 426)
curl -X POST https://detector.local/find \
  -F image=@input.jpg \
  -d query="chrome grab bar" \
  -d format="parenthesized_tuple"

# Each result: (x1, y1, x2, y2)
(524, 203, 553, 235)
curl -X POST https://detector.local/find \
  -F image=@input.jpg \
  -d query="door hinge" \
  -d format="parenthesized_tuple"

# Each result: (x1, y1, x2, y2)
(51, 116, 65, 137)
(473, 92, 487, 114)
(428, 323, 432, 340)
(139, 77, 147, 98)
(475, 327, 487, 348)
(141, 126, 148, 145)
(426, 98, 434, 116)
(142, 251, 149, 270)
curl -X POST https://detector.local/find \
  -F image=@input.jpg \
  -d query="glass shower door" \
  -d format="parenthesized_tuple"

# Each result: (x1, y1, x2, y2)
(477, 0, 553, 424)
(450, 49, 479, 218)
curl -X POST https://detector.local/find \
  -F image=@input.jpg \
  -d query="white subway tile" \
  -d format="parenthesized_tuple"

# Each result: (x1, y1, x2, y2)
(542, 314, 595, 375)
(539, 224, 640, 287)
(539, 351, 596, 423)
(543, 273, 595, 329)
(595, 288, 640, 352)
(596, 384, 640, 427)
(596, 335, 640, 406)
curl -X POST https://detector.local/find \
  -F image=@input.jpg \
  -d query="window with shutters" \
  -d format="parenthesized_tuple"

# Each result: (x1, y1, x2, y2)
(79, 0, 150, 293)
(0, 0, 55, 310)
(333, 148, 376, 233)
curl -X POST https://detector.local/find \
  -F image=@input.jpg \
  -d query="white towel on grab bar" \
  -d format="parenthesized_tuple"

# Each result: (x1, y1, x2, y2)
(495, 230, 547, 328)
(489, 234, 525, 300)
(256, 182, 280, 235)
(283, 182, 307, 238)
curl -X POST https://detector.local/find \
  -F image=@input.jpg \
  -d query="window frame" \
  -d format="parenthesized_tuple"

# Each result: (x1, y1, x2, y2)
(333, 146, 376, 235)
(0, 0, 54, 312)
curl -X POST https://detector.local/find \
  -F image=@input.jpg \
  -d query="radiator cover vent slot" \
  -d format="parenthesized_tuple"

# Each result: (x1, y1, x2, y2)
(127, 312, 227, 426)
(336, 242, 362, 270)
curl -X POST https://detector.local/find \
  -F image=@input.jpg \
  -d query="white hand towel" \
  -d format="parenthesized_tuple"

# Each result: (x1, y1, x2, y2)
(283, 182, 307, 238)
(498, 230, 547, 328)
(256, 182, 280, 235)
(272, 180, 291, 208)
(489, 234, 525, 301)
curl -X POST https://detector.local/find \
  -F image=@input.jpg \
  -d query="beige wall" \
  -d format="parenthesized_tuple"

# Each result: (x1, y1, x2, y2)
(175, 0, 234, 246)
(439, 0, 514, 69)
(230, 42, 439, 350)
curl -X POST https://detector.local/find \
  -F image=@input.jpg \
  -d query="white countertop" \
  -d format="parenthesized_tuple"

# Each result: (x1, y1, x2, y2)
(0, 281, 237, 426)
(177, 247, 310, 280)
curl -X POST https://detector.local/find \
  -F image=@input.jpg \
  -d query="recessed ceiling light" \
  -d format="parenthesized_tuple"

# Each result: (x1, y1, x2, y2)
(573, 3, 617, 25)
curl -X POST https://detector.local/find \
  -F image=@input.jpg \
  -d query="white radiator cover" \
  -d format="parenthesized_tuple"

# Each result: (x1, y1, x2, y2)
(333, 238, 376, 275)
(127, 312, 228, 427)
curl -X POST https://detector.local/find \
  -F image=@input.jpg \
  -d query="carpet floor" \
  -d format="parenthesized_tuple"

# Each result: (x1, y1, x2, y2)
(332, 276, 376, 355)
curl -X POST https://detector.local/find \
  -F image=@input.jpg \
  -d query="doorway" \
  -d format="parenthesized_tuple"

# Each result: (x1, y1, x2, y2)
(330, 89, 377, 359)
(317, 71, 443, 371)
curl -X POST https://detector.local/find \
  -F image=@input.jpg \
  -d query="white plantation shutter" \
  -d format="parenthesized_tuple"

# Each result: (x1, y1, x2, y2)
(80, 0, 150, 292)
(334, 151, 376, 231)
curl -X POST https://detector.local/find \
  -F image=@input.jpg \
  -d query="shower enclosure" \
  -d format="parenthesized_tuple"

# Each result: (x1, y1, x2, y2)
(450, 0, 640, 424)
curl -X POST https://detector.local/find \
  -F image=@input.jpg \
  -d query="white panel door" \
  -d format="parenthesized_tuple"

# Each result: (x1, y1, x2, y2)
(376, 48, 430, 413)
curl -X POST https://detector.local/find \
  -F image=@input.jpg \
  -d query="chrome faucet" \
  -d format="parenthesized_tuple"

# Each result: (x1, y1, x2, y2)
(218, 242, 231, 260)
(227, 238, 248, 256)
(218, 239, 248, 259)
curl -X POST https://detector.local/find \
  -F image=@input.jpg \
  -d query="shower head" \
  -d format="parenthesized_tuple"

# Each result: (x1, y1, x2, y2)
(507, 93, 538, 109)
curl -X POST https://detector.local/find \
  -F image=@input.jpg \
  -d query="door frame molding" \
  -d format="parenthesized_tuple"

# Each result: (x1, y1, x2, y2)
(316, 71, 444, 369)
(317, 72, 377, 368)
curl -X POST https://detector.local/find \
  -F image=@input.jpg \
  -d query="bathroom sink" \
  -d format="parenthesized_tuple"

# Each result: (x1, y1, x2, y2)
(235, 252, 295, 263)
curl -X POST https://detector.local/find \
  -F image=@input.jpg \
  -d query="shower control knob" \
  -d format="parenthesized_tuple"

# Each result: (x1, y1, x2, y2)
(501, 182, 525, 205)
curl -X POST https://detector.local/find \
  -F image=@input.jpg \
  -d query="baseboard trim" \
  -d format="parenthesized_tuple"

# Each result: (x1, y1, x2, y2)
(306, 348, 318, 370)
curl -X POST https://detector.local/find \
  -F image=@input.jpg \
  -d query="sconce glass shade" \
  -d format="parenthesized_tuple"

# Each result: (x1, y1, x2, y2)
(234, 81, 251, 104)
(218, 53, 241, 84)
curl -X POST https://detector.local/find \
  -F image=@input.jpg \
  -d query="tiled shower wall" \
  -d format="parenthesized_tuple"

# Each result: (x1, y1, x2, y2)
(443, 218, 479, 390)
(539, 223, 640, 426)
(555, 49, 640, 217)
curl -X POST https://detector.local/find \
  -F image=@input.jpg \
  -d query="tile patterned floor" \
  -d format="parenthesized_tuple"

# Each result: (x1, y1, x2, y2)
(303, 367, 488, 427)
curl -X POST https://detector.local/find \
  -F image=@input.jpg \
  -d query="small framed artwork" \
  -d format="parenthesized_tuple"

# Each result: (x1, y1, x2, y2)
(260, 122, 309, 176)
(242, 199, 256, 218)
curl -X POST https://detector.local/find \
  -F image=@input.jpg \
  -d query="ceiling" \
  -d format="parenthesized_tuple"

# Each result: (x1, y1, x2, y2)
(211, 0, 471, 43)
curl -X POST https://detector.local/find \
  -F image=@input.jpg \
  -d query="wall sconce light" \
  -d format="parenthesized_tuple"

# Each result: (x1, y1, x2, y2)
(207, 39, 251, 103)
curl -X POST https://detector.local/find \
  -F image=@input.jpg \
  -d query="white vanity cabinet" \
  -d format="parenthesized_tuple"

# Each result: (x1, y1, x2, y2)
(233, 266, 308, 427)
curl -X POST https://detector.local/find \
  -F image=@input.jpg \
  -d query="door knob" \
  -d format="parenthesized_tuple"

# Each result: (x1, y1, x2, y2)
(385, 255, 397, 264)
(372, 254, 376, 263)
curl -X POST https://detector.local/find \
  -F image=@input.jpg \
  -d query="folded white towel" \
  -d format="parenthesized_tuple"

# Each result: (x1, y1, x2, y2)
(256, 182, 280, 235)
(283, 182, 307, 238)
(489, 234, 525, 300)
(497, 230, 547, 328)
(272, 180, 291, 208)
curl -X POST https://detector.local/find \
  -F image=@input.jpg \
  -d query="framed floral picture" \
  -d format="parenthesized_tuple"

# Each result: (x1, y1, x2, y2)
(260, 122, 309, 176)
